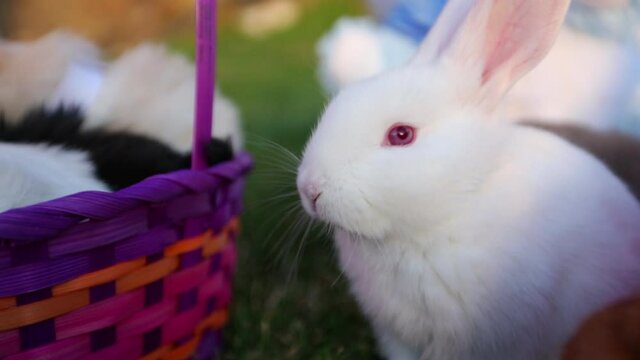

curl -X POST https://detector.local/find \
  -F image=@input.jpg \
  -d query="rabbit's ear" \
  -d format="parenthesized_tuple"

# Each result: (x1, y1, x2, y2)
(411, 0, 570, 109)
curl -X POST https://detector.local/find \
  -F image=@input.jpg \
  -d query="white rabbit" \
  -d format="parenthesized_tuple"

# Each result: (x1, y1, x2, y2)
(317, 2, 640, 132)
(298, 0, 640, 359)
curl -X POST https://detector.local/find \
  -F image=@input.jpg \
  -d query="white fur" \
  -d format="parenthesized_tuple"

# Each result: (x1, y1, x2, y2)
(87, 44, 244, 153)
(504, 27, 638, 129)
(298, 1, 640, 358)
(317, 18, 416, 94)
(0, 30, 101, 120)
(45, 60, 105, 113)
(0, 143, 108, 212)
(317, 17, 640, 129)
(0, 32, 244, 153)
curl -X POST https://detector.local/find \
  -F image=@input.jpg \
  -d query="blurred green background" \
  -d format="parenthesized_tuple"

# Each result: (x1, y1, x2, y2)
(172, 1, 378, 358)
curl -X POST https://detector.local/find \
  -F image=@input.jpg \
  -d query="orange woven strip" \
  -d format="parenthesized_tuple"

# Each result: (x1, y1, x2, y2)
(0, 290, 89, 332)
(196, 309, 229, 333)
(163, 335, 201, 360)
(164, 232, 209, 257)
(139, 345, 172, 360)
(227, 217, 240, 234)
(153, 309, 228, 360)
(202, 233, 228, 257)
(53, 259, 147, 296)
(0, 297, 16, 311)
(117, 257, 179, 294)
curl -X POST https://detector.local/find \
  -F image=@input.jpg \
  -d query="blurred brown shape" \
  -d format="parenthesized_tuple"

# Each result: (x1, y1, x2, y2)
(0, 0, 196, 55)
(563, 298, 640, 360)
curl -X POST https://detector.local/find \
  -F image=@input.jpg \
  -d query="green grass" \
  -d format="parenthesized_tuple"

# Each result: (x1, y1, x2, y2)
(171, 1, 378, 358)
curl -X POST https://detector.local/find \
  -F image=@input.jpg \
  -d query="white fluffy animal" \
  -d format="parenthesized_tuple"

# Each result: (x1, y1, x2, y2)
(298, 0, 640, 359)
(317, 3, 640, 131)
(87, 44, 244, 153)
(0, 31, 102, 120)
(0, 143, 107, 212)
(0, 32, 244, 153)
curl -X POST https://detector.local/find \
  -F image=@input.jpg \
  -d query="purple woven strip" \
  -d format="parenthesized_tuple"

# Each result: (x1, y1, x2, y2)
(0, 226, 180, 296)
(11, 242, 48, 266)
(209, 253, 222, 275)
(192, 0, 217, 170)
(195, 330, 222, 360)
(85, 337, 140, 360)
(19, 320, 55, 351)
(184, 216, 210, 239)
(0, 248, 10, 269)
(144, 280, 164, 307)
(18, 289, 55, 350)
(90, 326, 116, 352)
(114, 227, 179, 263)
(142, 327, 162, 355)
(181, 250, 203, 269)
(6, 334, 89, 360)
(90, 282, 116, 303)
(166, 193, 212, 223)
(0, 153, 252, 246)
(87, 245, 116, 273)
(49, 209, 147, 258)
(0, 256, 89, 296)
(178, 288, 199, 312)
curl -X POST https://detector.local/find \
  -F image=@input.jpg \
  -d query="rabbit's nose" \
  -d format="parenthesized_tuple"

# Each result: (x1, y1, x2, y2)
(300, 182, 322, 214)
(310, 191, 322, 210)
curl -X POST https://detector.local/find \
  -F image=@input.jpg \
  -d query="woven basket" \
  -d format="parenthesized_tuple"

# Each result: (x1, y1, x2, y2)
(0, 0, 251, 358)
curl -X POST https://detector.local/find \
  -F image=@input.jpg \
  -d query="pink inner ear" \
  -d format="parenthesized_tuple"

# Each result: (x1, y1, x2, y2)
(481, 0, 567, 86)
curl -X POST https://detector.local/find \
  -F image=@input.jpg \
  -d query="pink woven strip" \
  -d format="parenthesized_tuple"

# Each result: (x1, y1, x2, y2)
(56, 289, 145, 339)
(6, 334, 89, 360)
(164, 260, 210, 298)
(0, 330, 19, 358)
(221, 243, 237, 272)
(163, 304, 206, 344)
(84, 336, 141, 360)
(217, 282, 232, 308)
(199, 272, 225, 299)
(117, 300, 176, 339)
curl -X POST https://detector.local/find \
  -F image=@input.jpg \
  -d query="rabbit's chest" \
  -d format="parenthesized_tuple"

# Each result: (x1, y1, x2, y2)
(334, 229, 565, 358)
(335, 231, 500, 349)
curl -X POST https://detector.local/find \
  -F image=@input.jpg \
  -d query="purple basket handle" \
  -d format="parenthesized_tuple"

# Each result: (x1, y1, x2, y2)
(192, 0, 218, 170)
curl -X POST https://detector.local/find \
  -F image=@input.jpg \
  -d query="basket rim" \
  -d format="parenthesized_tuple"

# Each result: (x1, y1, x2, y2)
(0, 152, 252, 246)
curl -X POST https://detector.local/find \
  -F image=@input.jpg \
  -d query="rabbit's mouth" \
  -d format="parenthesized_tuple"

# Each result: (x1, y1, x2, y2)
(315, 195, 390, 241)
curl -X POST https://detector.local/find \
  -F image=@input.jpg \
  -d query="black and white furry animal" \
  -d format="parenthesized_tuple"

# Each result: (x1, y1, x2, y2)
(0, 107, 232, 211)
(0, 31, 244, 153)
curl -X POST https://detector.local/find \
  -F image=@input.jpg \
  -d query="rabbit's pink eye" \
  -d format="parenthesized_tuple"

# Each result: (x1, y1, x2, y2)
(386, 125, 416, 146)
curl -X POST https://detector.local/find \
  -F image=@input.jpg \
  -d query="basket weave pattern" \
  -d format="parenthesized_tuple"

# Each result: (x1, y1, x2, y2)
(0, 153, 252, 360)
